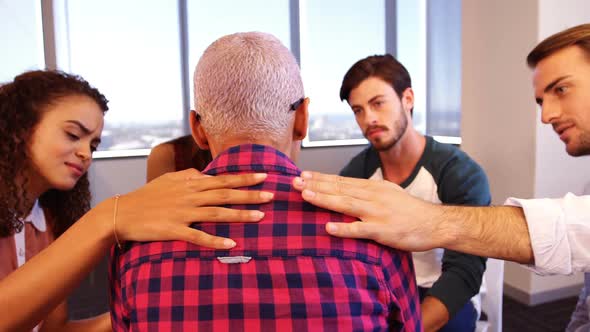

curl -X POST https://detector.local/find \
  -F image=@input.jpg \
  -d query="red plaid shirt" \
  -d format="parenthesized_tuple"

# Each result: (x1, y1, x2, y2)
(110, 144, 421, 331)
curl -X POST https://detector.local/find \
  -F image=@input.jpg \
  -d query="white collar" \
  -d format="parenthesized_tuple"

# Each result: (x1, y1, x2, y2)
(24, 200, 47, 232)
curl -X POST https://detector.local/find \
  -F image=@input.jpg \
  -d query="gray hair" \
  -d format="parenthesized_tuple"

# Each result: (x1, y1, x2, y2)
(193, 32, 304, 143)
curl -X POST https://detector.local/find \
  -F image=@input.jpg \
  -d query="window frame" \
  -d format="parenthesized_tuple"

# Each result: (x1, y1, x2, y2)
(39, 0, 461, 158)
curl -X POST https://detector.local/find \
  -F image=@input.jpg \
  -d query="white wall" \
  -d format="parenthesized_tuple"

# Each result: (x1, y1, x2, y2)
(461, 0, 539, 299)
(461, 0, 538, 206)
(89, 145, 365, 205)
(462, 0, 588, 304)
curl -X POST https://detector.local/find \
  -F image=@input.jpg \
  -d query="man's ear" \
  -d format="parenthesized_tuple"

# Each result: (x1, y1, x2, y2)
(401, 88, 415, 115)
(189, 110, 210, 150)
(292, 97, 309, 141)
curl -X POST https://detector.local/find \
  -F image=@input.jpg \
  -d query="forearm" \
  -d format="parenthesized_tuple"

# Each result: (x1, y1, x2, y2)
(438, 205, 534, 264)
(0, 171, 273, 331)
(41, 303, 111, 332)
(294, 171, 534, 263)
(421, 296, 449, 332)
(0, 199, 114, 331)
(58, 313, 112, 332)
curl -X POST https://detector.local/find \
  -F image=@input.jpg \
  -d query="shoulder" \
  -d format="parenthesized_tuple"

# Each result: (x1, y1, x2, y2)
(425, 138, 485, 179)
(424, 137, 490, 205)
(148, 141, 176, 163)
(146, 141, 176, 182)
(340, 146, 380, 178)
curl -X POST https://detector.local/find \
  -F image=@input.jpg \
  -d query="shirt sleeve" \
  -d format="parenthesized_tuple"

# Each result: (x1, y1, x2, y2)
(339, 147, 380, 179)
(505, 193, 590, 275)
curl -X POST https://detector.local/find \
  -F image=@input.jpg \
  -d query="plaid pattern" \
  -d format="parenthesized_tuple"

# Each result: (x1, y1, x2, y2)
(110, 144, 421, 331)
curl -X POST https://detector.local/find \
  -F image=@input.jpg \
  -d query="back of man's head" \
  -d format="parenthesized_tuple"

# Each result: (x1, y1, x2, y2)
(194, 32, 304, 146)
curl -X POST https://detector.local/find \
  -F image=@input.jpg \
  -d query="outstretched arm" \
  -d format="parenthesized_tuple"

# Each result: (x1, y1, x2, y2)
(292, 171, 534, 263)
(40, 302, 111, 332)
(0, 169, 273, 331)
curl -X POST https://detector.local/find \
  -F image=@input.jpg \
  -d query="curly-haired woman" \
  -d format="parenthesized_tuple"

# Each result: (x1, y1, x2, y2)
(0, 70, 273, 331)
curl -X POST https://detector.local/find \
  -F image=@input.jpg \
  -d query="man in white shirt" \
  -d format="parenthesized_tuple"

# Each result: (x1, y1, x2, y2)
(291, 23, 590, 330)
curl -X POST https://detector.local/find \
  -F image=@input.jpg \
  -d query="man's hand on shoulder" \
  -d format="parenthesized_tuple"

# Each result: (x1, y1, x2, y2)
(292, 171, 453, 251)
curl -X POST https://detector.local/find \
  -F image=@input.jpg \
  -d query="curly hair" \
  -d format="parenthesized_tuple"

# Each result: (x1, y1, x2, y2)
(0, 70, 108, 237)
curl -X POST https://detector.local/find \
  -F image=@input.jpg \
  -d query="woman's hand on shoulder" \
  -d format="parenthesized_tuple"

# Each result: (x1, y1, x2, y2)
(105, 168, 273, 249)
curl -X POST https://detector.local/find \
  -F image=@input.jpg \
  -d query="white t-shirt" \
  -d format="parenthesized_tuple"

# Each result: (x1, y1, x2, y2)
(371, 167, 485, 315)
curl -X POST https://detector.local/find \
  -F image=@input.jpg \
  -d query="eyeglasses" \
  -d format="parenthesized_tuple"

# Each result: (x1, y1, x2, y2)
(192, 110, 201, 122)
(290, 98, 304, 111)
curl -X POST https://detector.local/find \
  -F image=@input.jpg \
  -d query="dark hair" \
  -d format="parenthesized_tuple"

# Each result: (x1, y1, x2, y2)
(0, 70, 108, 237)
(527, 24, 590, 68)
(166, 134, 212, 172)
(340, 54, 412, 103)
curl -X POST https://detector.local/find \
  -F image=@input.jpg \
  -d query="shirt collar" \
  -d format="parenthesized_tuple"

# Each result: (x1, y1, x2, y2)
(24, 200, 47, 232)
(203, 144, 300, 177)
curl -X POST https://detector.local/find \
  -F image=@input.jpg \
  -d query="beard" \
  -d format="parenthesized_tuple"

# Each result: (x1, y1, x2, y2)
(568, 130, 590, 156)
(366, 114, 409, 151)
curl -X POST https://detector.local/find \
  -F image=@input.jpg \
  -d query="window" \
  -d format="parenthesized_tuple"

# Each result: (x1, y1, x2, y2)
(3, 0, 461, 157)
(54, 0, 185, 157)
(395, 0, 462, 144)
(0, 0, 45, 82)
(300, 0, 388, 147)
(187, 0, 292, 109)
(427, 0, 462, 141)
(396, 0, 427, 135)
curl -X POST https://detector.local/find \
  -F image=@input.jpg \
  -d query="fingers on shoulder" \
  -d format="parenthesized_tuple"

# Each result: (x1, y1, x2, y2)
(326, 221, 378, 241)
(171, 226, 236, 249)
(189, 173, 267, 191)
(180, 206, 264, 222)
(302, 190, 370, 217)
(188, 188, 272, 206)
